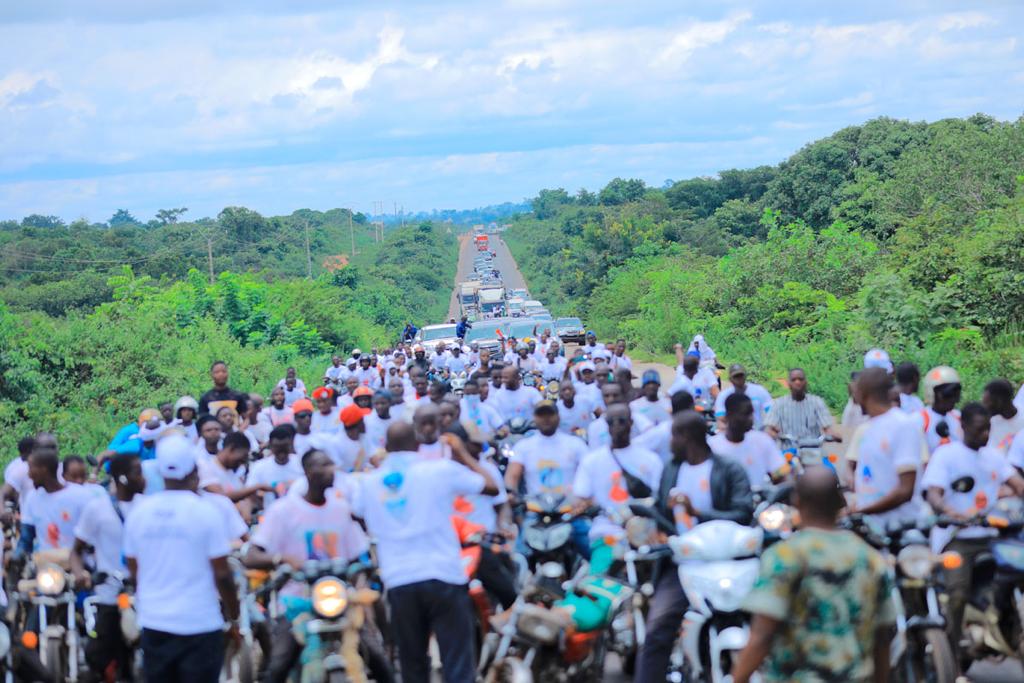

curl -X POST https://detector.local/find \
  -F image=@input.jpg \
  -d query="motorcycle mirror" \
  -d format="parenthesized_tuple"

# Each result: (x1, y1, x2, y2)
(950, 475, 975, 494)
(85, 454, 99, 467)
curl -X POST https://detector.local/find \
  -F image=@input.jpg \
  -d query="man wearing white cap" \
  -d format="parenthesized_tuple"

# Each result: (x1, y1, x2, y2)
(123, 436, 240, 682)
(573, 360, 603, 416)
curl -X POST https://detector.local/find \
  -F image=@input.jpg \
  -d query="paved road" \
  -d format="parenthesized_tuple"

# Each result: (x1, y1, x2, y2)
(447, 235, 1024, 683)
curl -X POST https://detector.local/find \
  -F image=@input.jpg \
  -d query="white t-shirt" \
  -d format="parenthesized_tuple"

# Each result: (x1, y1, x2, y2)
(3, 458, 33, 502)
(1015, 384, 1024, 415)
(431, 352, 450, 372)
(630, 396, 673, 426)
(197, 458, 245, 495)
(74, 495, 142, 604)
(573, 382, 603, 414)
(557, 399, 594, 435)
(311, 408, 342, 434)
(23, 484, 96, 550)
(251, 495, 368, 598)
(294, 431, 363, 471)
(200, 491, 249, 541)
(286, 472, 359, 509)
(573, 444, 663, 540)
(634, 420, 672, 463)
(453, 460, 507, 533)
(248, 455, 304, 507)
(670, 367, 717, 400)
(490, 386, 541, 423)
(353, 453, 485, 588)
(460, 397, 505, 438)
(540, 358, 568, 381)
(511, 432, 589, 496)
(364, 412, 396, 452)
(587, 412, 654, 449)
(123, 490, 231, 635)
(922, 442, 1016, 551)
(714, 383, 774, 430)
(263, 405, 295, 427)
(851, 408, 925, 526)
(610, 354, 633, 372)
(899, 393, 925, 415)
(913, 407, 963, 454)
(281, 385, 306, 407)
(353, 367, 381, 389)
(989, 412, 1024, 454)
(1008, 428, 1024, 471)
(708, 431, 786, 488)
(513, 356, 538, 374)
(446, 355, 470, 375)
(672, 459, 714, 533)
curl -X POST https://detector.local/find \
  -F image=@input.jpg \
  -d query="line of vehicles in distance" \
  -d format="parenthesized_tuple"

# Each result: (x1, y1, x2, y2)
(419, 231, 586, 354)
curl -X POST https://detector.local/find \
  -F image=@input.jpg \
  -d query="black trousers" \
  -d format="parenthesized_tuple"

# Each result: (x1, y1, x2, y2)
(475, 547, 518, 609)
(388, 580, 476, 683)
(264, 616, 394, 683)
(85, 604, 134, 682)
(140, 628, 223, 683)
(634, 569, 687, 683)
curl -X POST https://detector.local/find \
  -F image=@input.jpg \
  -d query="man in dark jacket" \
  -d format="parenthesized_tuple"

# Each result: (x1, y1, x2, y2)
(634, 410, 753, 683)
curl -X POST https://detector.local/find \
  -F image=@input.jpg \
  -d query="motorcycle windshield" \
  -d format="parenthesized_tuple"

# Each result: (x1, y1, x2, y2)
(670, 520, 764, 561)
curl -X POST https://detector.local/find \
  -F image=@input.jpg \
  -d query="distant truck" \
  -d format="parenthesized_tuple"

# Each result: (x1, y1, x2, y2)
(475, 234, 489, 252)
(478, 286, 505, 317)
(459, 282, 479, 317)
(506, 297, 526, 317)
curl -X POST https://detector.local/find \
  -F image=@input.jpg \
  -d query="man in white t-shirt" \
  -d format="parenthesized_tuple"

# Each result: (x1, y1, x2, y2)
(922, 402, 1024, 657)
(353, 355, 382, 389)
(573, 403, 663, 543)
(490, 366, 541, 424)
(539, 347, 568, 382)
(124, 435, 239, 682)
(572, 361, 604, 416)
(278, 370, 306, 408)
(247, 425, 304, 509)
(914, 365, 963, 454)
(895, 362, 925, 414)
(634, 391, 696, 463)
(982, 378, 1024, 453)
(848, 368, 925, 526)
(460, 380, 506, 440)
(323, 356, 349, 392)
(365, 390, 398, 452)
(557, 382, 595, 436)
(709, 393, 788, 489)
(609, 339, 633, 373)
(14, 434, 96, 560)
(588, 383, 654, 449)
(245, 448, 384, 682)
(713, 364, 774, 431)
(630, 370, 673, 426)
(1, 436, 36, 524)
(72, 452, 146, 679)
(310, 387, 341, 434)
(445, 345, 470, 376)
(670, 348, 719, 401)
(353, 423, 498, 683)
(198, 432, 270, 503)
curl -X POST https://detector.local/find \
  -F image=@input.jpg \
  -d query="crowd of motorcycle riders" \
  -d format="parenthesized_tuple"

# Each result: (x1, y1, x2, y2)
(4, 326, 1024, 683)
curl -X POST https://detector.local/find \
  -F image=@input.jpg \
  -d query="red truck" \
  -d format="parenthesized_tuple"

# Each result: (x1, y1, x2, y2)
(475, 234, 489, 251)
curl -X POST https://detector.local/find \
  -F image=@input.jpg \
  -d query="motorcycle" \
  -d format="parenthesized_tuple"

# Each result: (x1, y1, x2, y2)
(777, 433, 842, 471)
(938, 494, 1024, 669)
(82, 570, 143, 682)
(480, 563, 620, 683)
(842, 514, 958, 683)
(495, 418, 536, 475)
(221, 556, 260, 683)
(13, 550, 81, 682)
(519, 494, 596, 575)
(450, 372, 469, 397)
(691, 391, 716, 435)
(260, 558, 382, 683)
(666, 520, 764, 683)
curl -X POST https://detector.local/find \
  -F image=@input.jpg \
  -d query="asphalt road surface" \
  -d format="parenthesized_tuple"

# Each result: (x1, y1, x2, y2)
(445, 233, 1024, 683)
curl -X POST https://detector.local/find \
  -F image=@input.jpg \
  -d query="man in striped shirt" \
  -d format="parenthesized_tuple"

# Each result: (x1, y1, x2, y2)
(765, 368, 837, 442)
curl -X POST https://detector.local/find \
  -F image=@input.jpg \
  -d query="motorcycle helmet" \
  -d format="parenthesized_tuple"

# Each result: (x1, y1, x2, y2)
(923, 366, 961, 405)
(174, 395, 199, 418)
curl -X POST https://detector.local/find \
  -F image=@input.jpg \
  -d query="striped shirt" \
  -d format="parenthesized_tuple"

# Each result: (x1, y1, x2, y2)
(764, 394, 833, 440)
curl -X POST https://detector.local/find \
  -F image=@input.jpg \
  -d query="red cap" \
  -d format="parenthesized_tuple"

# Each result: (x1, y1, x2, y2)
(312, 386, 335, 400)
(339, 404, 370, 427)
(292, 398, 315, 415)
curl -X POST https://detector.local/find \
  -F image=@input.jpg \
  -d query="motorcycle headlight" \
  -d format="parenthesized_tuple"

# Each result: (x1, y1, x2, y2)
(524, 523, 572, 552)
(311, 578, 348, 619)
(681, 561, 759, 614)
(36, 564, 66, 596)
(897, 545, 936, 580)
(757, 505, 794, 533)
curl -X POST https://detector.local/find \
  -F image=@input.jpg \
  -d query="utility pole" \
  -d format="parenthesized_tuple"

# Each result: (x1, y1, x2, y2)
(348, 208, 356, 257)
(303, 220, 312, 279)
(206, 236, 215, 284)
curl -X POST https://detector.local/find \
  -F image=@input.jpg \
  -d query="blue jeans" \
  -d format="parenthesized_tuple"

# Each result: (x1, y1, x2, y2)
(516, 514, 592, 560)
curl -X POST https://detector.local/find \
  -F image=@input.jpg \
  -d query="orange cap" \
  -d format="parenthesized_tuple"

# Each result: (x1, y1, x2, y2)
(353, 386, 374, 398)
(340, 404, 371, 427)
(292, 398, 315, 414)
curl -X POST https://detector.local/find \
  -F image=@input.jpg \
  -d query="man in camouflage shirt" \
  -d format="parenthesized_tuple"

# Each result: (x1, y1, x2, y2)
(732, 467, 895, 683)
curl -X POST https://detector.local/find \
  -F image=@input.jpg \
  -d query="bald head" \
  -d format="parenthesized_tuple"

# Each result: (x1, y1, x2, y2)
(385, 422, 418, 452)
(671, 411, 708, 444)
(794, 466, 845, 522)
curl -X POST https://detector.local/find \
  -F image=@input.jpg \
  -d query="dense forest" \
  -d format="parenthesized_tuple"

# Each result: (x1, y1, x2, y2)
(0, 210, 456, 458)
(505, 114, 1024, 409)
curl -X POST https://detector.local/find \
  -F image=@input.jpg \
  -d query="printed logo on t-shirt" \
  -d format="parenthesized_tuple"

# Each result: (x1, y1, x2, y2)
(537, 460, 564, 493)
(381, 471, 408, 518)
(47, 523, 60, 547)
(609, 472, 629, 503)
(305, 530, 339, 560)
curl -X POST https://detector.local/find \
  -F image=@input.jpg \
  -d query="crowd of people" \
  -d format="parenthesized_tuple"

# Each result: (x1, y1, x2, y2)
(3, 332, 1024, 683)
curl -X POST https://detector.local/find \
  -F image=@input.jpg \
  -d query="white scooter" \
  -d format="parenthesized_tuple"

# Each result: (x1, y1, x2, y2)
(667, 520, 764, 683)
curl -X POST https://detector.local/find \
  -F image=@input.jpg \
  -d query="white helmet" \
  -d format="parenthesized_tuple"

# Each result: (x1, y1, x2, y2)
(923, 366, 960, 405)
(174, 395, 199, 416)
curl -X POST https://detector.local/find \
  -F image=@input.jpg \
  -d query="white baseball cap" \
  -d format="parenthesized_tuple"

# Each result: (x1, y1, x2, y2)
(863, 348, 893, 373)
(578, 360, 596, 373)
(156, 435, 197, 480)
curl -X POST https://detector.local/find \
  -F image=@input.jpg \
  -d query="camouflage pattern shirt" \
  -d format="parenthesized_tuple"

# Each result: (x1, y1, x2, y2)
(742, 528, 896, 682)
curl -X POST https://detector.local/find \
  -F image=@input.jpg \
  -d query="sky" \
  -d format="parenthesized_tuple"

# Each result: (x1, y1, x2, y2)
(0, 0, 1022, 222)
